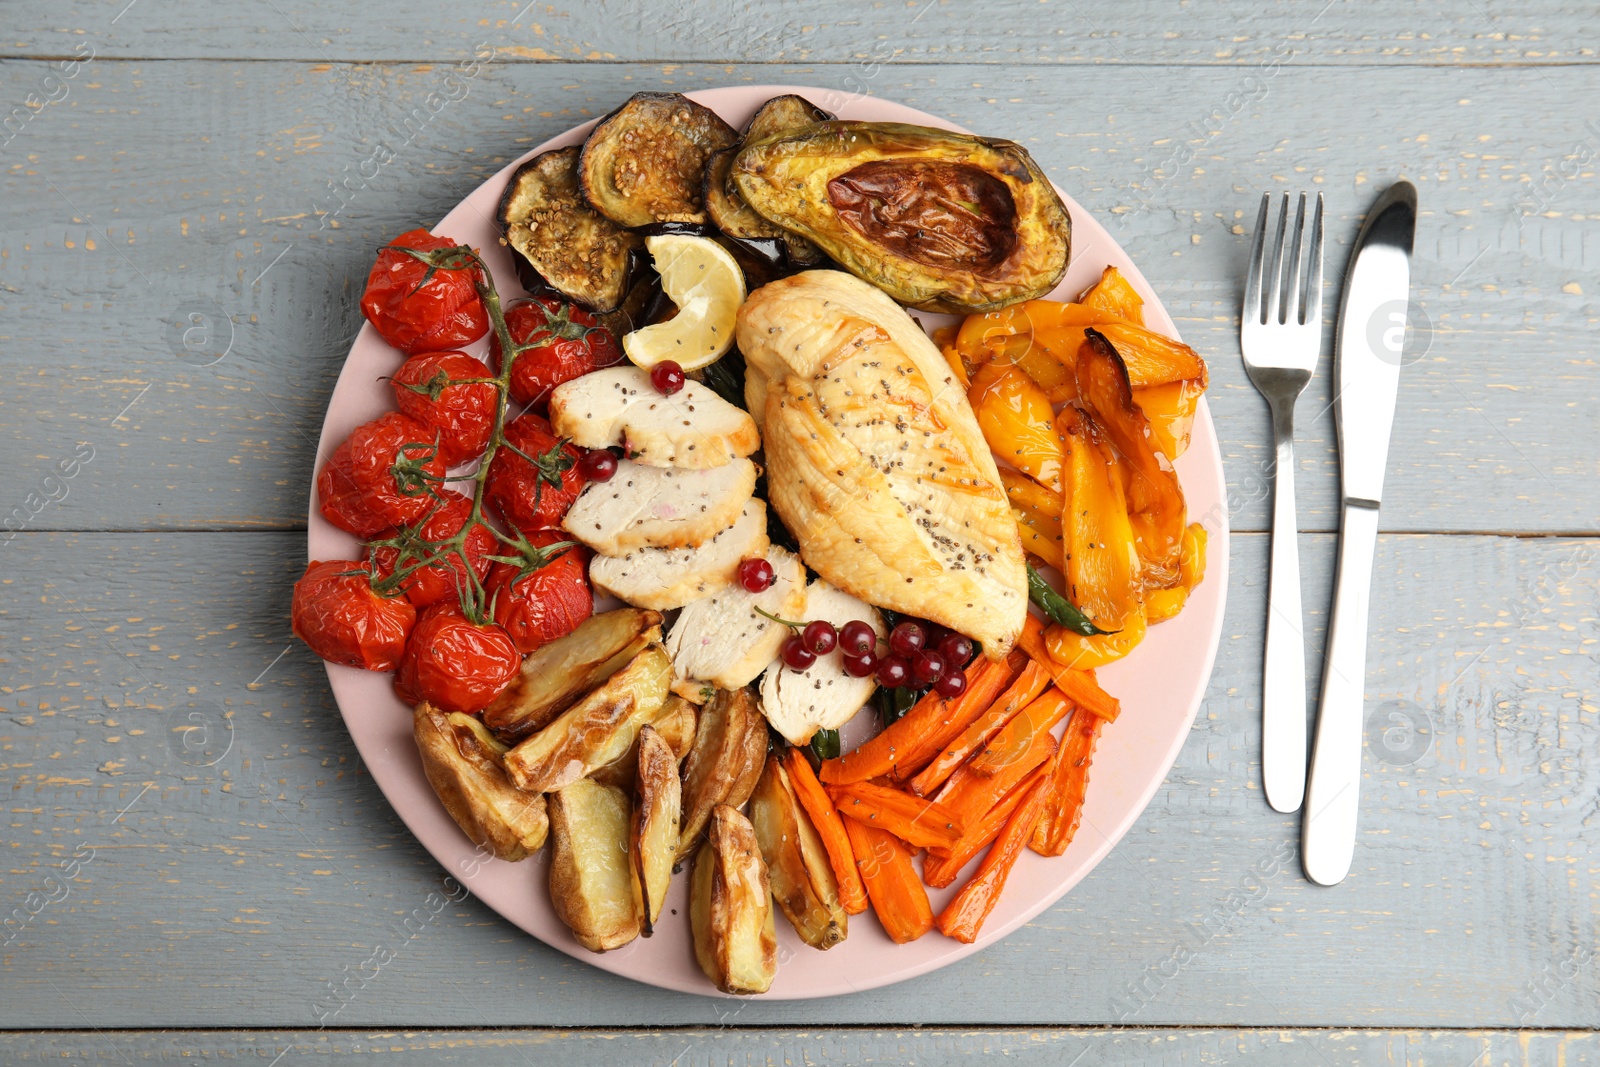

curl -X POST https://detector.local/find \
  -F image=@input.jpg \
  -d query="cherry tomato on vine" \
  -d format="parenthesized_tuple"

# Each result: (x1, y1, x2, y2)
(485, 412, 586, 531)
(390, 350, 497, 466)
(370, 490, 497, 609)
(393, 601, 520, 714)
(291, 560, 416, 671)
(360, 228, 489, 354)
(486, 532, 593, 654)
(492, 297, 624, 409)
(317, 412, 448, 536)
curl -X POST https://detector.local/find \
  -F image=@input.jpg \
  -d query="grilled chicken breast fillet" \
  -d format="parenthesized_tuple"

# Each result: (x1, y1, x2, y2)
(736, 270, 1027, 656)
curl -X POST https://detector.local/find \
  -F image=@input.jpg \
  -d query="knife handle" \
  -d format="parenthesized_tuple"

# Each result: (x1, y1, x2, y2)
(1302, 501, 1381, 886)
(1262, 407, 1307, 813)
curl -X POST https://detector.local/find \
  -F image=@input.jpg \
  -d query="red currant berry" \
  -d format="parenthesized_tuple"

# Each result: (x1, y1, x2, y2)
(937, 632, 974, 667)
(650, 360, 685, 395)
(912, 650, 946, 686)
(781, 635, 816, 671)
(839, 619, 876, 656)
(737, 558, 775, 593)
(934, 670, 968, 700)
(876, 654, 910, 688)
(802, 620, 837, 656)
(842, 652, 877, 678)
(889, 621, 926, 657)
(577, 449, 618, 482)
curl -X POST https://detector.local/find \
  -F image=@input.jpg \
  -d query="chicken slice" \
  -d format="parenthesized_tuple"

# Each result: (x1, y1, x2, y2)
(665, 545, 806, 692)
(562, 457, 757, 555)
(589, 500, 770, 611)
(758, 580, 883, 745)
(549, 366, 760, 469)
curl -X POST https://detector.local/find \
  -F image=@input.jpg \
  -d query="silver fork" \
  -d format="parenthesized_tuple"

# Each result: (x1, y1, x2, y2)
(1241, 191, 1324, 815)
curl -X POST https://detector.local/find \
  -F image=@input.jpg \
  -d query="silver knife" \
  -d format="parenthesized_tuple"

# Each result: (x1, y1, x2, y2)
(1301, 180, 1417, 886)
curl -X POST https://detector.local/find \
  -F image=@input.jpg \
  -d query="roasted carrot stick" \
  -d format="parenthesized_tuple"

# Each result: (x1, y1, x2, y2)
(888, 653, 1023, 781)
(844, 818, 935, 944)
(784, 747, 868, 914)
(828, 779, 968, 851)
(936, 772, 1053, 943)
(933, 726, 1057, 829)
(821, 656, 1013, 786)
(923, 759, 1053, 889)
(968, 688, 1073, 777)
(908, 660, 1051, 797)
(1018, 613, 1121, 722)
(1030, 710, 1105, 856)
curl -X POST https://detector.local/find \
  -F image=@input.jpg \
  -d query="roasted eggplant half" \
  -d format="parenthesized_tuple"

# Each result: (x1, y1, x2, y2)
(497, 145, 642, 313)
(749, 754, 847, 949)
(579, 92, 738, 228)
(630, 725, 682, 934)
(689, 805, 779, 994)
(413, 704, 548, 861)
(483, 608, 662, 744)
(676, 686, 769, 865)
(502, 645, 672, 794)
(744, 93, 833, 144)
(548, 777, 643, 952)
(733, 121, 1072, 313)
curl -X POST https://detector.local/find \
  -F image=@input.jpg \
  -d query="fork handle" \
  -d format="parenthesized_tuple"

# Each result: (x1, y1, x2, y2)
(1262, 399, 1308, 813)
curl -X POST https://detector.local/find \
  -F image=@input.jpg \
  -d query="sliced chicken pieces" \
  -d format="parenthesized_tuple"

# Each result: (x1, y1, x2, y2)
(758, 580, 884, 746)
(563, 457, 757, 556)
(549, 366, 760, 469)
(666, 545, 806, 692)
(590, 500, 771, 611)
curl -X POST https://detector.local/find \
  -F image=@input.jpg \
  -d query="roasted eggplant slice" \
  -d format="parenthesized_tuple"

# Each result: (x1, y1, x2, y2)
(703, 96, 830, 269)
(497, 145, 642, 313)
(744, 93, 833, 144)
(483, 608, 662, 744)
(413, 704, 548, 862)
(548, 778, 643, 952)
(749, 754, 847, 949)
(689, 805, 779, 994)
(579, 92, 738, 228)
(733, 121, 1072, 313)
(631, 725, 681, 934)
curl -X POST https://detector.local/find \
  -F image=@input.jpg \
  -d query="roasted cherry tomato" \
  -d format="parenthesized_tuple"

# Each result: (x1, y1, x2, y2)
(486, 532, 593, 654)
(393, 601, 520, 713)
(370, 491, 497, 609)
(360, 228, 489, 354)
(291, 560, 416, 671)
(492, 297, 624, 409)
(485, 412, 586, 531)
(390, 350, 498, 466)
(317, 412, 448, 536)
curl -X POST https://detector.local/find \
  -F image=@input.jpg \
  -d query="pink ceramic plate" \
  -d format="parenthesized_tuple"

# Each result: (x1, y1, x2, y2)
(308, 86, 1228, 999)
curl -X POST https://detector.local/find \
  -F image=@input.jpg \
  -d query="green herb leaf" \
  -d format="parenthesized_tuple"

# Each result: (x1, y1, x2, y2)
(809, 728, 840, 762)
(1026, 560, 1112, 637)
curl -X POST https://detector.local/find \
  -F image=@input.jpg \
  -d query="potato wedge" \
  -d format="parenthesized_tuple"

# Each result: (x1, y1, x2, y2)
(749, 754, 847, 949)
(690, 805, 779, 994)
(631, 725, 681, 934)
(503, 646, 672, 794)
(591, 693, 697, 792)
(677, 686, 765, 864)
(414, 704, 548, 861)
(548, 778, 643, 952)
(484, 608, 662, 743)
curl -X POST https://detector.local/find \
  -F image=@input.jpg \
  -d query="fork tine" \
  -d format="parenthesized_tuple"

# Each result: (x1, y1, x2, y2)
(1286, 192, 1307, 325)
(1244, 193, 1269, 325)
(1265, 192, 1289, 325)
(1306, 192, 1326, 328)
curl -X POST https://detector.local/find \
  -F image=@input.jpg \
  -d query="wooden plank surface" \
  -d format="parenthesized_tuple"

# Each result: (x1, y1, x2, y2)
(3, 0, 1594, 67)
(2, 59, 1596, 535)
(3, 529, 1597, 1028)
(1, 1027, 1595, 1065)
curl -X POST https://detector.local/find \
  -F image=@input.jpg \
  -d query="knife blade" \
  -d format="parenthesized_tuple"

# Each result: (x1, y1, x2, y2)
(1301, 180, 1417, 886)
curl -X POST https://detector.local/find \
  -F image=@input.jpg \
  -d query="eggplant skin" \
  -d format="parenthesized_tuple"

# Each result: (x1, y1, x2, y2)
(733, 121, 1072, 314)
(579, 92, 738, 228)
(496, 146, 640, 314)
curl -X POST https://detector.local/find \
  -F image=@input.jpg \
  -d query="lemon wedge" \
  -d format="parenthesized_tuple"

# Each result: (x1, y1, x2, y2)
(623, 234, 745, 371)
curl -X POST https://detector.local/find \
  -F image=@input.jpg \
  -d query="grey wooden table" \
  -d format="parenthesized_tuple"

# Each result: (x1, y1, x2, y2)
(2, 1, 1597, 1062)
